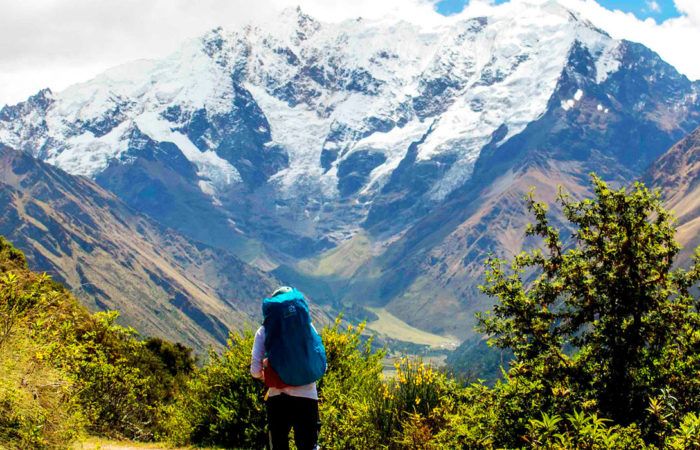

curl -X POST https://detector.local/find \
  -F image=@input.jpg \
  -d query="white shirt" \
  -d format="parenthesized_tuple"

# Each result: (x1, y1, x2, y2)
(250, 326, 318, 400)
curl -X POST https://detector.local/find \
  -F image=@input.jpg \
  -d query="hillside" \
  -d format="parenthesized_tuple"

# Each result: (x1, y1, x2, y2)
(1, 2, 699, 342)
(645, 126, 700, 260)
(341, 38, 700, 337)
(5, 176, 700, 449)
(0, 144, 279, 348)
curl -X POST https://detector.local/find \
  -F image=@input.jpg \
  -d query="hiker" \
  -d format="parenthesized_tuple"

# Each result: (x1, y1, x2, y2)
(251, 286, 327, 450)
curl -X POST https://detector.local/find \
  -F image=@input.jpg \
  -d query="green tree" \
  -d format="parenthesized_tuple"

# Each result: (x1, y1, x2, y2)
(478, 175, 700, 442)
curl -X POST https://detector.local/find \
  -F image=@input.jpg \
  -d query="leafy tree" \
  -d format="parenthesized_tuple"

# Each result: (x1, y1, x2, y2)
(478, 174, 700, 443)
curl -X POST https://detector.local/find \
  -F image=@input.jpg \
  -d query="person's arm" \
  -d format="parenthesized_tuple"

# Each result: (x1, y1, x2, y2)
(250, 326, 265, 379)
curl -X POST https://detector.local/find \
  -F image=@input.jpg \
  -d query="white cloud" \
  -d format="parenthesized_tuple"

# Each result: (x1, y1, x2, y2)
(556, 0, 700, 81)
(0, 0, 698, 107)
(0, 0, 442, 106)
(675, 0, 700, 26)
(647, 1, 661, 14)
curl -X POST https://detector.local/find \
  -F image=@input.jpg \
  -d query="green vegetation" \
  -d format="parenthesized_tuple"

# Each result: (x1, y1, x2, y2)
(0, 236, 194, 448)
(3, 175, 700, 449)
(445, 335, 513, 385)
(477, 175, 700, 447)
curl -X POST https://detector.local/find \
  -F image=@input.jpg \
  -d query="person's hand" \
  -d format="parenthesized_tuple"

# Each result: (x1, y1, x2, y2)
(262, 358, 269, 382)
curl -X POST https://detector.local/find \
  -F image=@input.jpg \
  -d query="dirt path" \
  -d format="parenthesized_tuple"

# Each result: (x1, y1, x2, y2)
(74, 438, 196, 450)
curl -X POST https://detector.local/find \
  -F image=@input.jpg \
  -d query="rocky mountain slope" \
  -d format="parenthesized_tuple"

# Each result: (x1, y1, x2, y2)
(345, 36, 700, 337)
(2, 0, 700, 341)
(0, 144, 278, 349)
(646, 126, 700, 260)
(0, 3, 636, 250)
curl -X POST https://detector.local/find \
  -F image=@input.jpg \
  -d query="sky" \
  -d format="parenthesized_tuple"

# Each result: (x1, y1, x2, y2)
(437, 0, 684, 21)
(0, 0, 699, 108)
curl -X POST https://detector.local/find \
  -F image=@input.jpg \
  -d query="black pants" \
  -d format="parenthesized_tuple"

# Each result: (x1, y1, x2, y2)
(267, 393, 320, 450)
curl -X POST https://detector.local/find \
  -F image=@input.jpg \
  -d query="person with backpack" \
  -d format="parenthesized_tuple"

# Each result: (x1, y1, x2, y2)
(251, 286, 327, 450)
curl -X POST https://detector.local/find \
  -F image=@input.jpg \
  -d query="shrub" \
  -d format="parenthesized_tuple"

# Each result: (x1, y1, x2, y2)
(0, 236, 194, 446)
(524, 411, 647, 449)
(0, 335, 84, 449)
(164, 331, 267, 448)
(317, 320, 385, 449)
(375, 357, 447, 443)
(165, 319, 390, 450)
(666, 412, 700, 449)
(431, 383, 497, 449)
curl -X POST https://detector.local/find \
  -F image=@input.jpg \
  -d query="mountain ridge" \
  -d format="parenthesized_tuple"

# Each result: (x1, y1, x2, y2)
(0, 144, 281, 349)
(645, 126, 700, 260)
(2, 1, 700, 341)
(0, 2, 627, 249)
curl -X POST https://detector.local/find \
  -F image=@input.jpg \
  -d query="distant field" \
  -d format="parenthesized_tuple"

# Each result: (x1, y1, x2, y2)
(366, 307, 459, 349)
(303, 231, 374, 278)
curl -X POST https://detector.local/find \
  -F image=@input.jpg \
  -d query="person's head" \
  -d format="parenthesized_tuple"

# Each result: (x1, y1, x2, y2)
(270, 286, 293, 297)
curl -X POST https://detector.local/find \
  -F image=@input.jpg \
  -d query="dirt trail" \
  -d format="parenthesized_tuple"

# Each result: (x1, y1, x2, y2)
(74, 439, 194, 450)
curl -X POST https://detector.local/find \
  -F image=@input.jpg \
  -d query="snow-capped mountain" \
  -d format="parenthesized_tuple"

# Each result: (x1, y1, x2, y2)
(1, 3, 627, 243)
(2, 0, 700, 339)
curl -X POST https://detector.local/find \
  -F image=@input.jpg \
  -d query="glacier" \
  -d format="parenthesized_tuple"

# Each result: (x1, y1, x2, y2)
(0, 0, 625, 243)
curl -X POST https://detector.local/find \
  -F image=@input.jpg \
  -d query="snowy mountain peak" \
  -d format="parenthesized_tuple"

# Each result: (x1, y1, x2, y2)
(279, 6, 321, 39)
(2, 2, 678, 246)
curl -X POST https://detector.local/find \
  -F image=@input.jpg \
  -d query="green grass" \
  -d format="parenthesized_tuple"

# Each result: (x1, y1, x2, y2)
(365, 307, 459, 349)
(301, 232, 374, 278)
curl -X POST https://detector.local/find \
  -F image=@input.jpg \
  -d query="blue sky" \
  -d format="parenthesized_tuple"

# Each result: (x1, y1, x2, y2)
(436, 0, 682, 22)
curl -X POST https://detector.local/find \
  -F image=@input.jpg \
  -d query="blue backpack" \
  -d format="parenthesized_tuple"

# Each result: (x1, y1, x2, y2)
(262, 288, 327, 386)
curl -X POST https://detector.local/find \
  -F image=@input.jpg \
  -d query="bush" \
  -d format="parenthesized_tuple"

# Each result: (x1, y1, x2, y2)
(318, 320, 385, 449)
(165, 320, 390, 450)
(431, 383, 496, 449)
(374, 357, 447, 445)
(0, 236, 194, 447)
(478, 175, 700, 445)
(164, 331, 267, 448)
(0, 335, 84, 449)
(524, 411, 647, 449)
(666, 412, 700, 449)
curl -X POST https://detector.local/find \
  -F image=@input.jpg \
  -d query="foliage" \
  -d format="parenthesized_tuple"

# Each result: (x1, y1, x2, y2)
(0, 238, 85, 448)
(524, 411, 647, 449)
(666, 412, 700, 449)
(163, 331, 267, 448)
(0, 334, 84, 449)
(429, 382, 495, 449)
(0, 236, 194, 448)
(375, 357, 447, 445)
(0, 236, 27, 272)
(62, 311, 172, 439)
(317, 319, 386, 449)
(445, 335, 513, 385)
(478, 174, 700, 446)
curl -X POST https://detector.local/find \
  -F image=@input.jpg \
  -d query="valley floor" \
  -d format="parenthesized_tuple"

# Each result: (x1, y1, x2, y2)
(366, 307, 459, 349)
